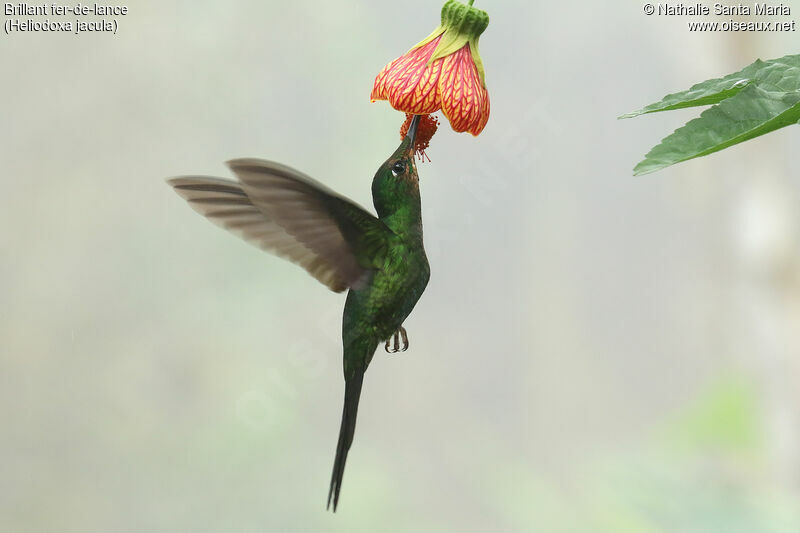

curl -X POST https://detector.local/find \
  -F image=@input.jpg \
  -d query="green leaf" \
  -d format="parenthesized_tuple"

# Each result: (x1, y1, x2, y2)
(623, 54, 800, 175)
(620, 67, 757, 119)
(634, 84, 800, 175)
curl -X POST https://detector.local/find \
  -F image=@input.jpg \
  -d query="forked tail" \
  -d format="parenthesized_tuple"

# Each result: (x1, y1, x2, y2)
(327, 370, 365, 512)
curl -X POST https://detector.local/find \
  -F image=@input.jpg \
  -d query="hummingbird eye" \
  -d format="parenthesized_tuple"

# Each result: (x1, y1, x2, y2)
(391, 161, 405, 177)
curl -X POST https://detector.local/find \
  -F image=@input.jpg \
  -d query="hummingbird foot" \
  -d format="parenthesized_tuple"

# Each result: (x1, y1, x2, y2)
(384, 326, 409, 354)
(399, 326, 408, 351)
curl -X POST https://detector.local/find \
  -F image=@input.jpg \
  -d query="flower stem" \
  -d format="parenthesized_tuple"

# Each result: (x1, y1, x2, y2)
(467, 0, 474, 5)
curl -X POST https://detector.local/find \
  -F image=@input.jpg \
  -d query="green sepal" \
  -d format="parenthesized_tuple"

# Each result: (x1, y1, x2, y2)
(468, 40, 486, 88)
(410, 25, 447, 51)
(429, 27, 470, 63)
(408, 0, 489, 86)
(440, 0, 489, 38)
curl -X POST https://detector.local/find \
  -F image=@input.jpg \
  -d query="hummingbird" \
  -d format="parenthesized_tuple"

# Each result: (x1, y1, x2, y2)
(167, 115, 430, 511)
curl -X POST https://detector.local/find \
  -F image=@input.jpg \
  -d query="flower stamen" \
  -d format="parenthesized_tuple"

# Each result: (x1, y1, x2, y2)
(400, 113, 440, 161)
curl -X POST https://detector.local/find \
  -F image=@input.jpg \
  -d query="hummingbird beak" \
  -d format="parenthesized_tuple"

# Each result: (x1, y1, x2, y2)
(403, 114, 421, 149)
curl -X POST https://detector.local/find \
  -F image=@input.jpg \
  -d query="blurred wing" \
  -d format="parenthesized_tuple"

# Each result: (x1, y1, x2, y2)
(227, 157, 392, 276)
(168, 161, 390, 292)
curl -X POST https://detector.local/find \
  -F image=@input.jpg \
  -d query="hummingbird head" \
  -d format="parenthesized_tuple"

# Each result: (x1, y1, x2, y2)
(371, 115, 421, 219)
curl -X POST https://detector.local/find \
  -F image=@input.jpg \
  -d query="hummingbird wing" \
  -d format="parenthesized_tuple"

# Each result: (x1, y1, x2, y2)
(168, 159, 391, 293)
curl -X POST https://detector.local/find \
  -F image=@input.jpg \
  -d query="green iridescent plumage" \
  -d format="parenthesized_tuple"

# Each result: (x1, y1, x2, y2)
(167, 116, 429, 512)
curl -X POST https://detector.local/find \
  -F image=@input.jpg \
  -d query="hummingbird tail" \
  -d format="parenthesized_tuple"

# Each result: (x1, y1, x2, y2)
(327, 370, 365, 512)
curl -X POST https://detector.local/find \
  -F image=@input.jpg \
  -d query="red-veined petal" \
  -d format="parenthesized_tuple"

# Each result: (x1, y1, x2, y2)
(437, 44, 489, 136)
(370, 37, 443, 115)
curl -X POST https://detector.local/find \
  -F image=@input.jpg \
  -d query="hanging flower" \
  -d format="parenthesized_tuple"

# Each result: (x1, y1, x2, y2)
(371, 0, 490, 136)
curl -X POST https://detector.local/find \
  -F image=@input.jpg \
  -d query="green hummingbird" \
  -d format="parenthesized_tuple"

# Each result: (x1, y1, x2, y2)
(167, 115, 430, 511)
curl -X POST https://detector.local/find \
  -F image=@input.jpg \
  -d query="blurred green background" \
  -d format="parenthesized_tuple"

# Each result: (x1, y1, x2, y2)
(3, 1, 800, 531)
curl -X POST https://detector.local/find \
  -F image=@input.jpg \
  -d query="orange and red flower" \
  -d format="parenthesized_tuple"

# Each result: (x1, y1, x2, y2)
(371, 0, 490, 136)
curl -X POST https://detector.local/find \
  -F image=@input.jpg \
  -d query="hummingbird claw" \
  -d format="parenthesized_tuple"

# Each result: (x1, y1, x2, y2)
(384, 326, 409, 354)
(384, 333, 399, 354)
